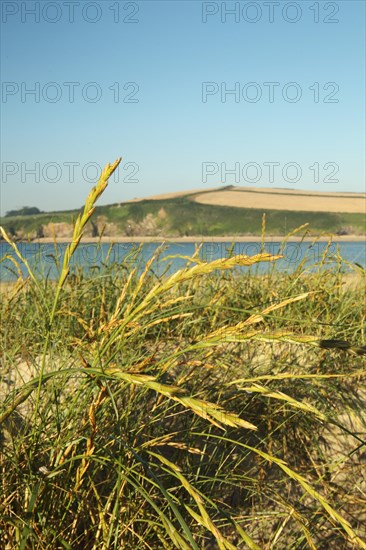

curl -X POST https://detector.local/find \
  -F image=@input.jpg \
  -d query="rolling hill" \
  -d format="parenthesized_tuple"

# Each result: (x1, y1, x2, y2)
(1, 185, 365, 240)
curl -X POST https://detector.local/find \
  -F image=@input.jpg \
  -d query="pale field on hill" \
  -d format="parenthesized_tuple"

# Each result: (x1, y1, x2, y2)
(125, 186, 366, 214)
(193, 189, 366, 213)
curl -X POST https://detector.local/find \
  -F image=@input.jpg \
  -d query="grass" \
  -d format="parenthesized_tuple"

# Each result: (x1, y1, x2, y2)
(1, 159, 366, 548)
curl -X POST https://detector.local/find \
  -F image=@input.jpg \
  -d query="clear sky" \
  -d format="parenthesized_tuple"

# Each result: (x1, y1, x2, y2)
(1, 0, 365, 215)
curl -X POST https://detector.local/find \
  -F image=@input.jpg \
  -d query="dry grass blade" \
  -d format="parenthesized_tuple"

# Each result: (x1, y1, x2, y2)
(131, 253, 282, 317)
(235, 382, 326, 420)
(56, 158, 121, 294)
(104, 366, 257, 430)
(227, 370, 366, 385)
(205, 292, 312, 335)
(176, 396, 257, 430)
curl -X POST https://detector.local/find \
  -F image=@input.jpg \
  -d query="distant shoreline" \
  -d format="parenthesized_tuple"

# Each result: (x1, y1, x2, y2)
(9, 234, 366, 244)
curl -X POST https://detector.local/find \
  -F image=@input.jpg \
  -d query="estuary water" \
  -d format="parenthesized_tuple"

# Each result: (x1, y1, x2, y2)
(0, 240, 365, 282)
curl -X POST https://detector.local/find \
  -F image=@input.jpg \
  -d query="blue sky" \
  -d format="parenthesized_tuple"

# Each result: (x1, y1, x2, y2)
(1, 0, 365, 214)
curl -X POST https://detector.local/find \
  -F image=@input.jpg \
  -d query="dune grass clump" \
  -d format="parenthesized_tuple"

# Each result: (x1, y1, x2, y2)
(1, 159, 366, 548)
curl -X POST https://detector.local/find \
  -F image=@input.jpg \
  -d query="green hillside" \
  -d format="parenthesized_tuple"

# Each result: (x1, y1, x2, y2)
(1, 192, 365, 240)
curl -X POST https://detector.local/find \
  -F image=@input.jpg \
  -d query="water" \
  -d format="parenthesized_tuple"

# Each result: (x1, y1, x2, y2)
(0, 240, 365, 281)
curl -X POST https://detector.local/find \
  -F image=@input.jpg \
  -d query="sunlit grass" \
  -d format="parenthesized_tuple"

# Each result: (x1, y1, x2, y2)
(1, 160, 365, 549)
